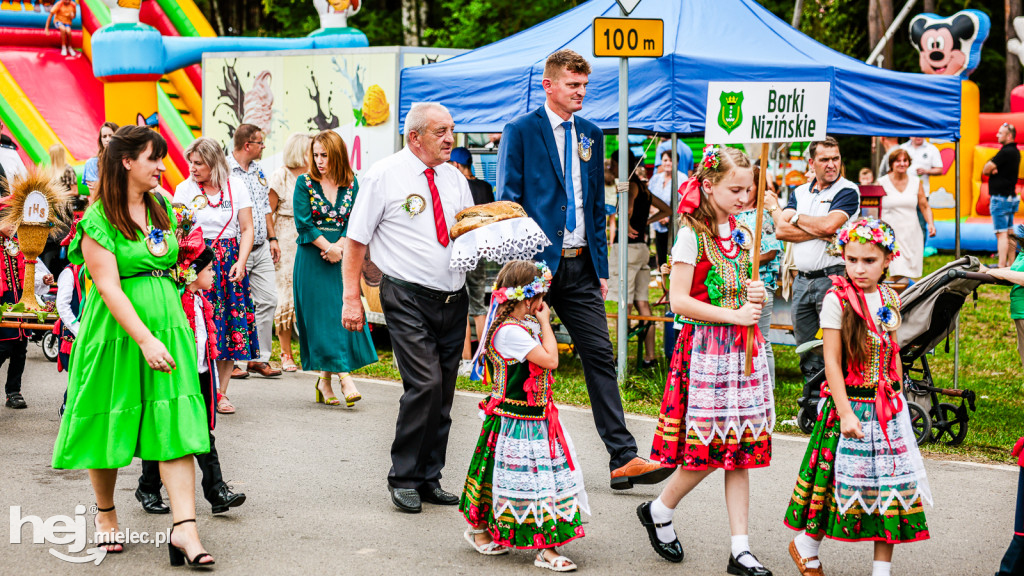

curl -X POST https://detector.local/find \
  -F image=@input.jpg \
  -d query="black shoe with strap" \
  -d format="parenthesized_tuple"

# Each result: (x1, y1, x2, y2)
(94, 505, 124, 554)
(636, 501, 684, 563)
(209, 485, 246, 514)
(728, 552, 773, 576)
(168, 519, 214, 567)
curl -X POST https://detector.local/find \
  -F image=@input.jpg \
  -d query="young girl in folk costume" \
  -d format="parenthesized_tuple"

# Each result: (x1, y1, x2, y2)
(784, 218, 931, 576)
(460, 260, 588, 573)
(638, 146, 774, 576)
(54, 218, 84, 375)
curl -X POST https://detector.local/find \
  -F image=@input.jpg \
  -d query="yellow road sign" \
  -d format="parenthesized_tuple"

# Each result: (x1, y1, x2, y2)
(593, 17, 663, 58)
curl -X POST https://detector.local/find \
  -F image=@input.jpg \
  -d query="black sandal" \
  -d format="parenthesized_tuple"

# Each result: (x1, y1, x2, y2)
(636, 501, 684, 563)
(169, 519, 215, 568)
(93, 505, 124, 553)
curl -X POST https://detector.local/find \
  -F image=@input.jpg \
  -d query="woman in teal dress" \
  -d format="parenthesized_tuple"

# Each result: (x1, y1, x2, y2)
(52, 126, 214, 566)
(294, 130, 377, 407)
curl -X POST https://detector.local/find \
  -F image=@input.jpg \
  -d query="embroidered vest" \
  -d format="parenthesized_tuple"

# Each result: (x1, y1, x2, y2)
(483, 317, 554, 420)
(822, 284, 901, 403)
(677, 220, 752, 326)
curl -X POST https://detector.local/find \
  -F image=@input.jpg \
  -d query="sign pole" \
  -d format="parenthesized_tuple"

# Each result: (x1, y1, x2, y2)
(615, 6, 629, 386)
(744, 143, 769, 376)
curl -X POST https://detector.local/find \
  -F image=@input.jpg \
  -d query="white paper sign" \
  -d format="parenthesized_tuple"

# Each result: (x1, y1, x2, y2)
(704, 82, 831, 144)
(22, 191, 48, 223)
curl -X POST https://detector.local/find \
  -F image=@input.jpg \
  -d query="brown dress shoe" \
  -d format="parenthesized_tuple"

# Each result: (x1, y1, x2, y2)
(247, 361, 282, 377)
(230, 366, 249, 379)
(788, 540, 824, 576)
(610, 456, 674, 490)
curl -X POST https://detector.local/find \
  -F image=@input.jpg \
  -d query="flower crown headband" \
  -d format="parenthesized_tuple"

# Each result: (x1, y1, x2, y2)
(678, 146, 725, 214)
(836, 218, 901, 258)
(700, 145, 721, 170)
(491, 262, 553, 305)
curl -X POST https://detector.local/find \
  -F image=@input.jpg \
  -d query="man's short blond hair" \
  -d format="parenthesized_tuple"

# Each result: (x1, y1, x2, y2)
(544, 49, 591, 81)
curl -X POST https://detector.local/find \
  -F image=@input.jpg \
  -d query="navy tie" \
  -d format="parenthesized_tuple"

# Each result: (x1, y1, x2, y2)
(562, 120, 576, 232)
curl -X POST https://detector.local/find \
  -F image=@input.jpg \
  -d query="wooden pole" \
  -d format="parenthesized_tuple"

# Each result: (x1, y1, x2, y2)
(744, 143, 769, 376)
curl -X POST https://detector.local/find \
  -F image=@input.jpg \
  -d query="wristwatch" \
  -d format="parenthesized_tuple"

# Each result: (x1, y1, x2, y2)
(267, 236, 278, 242)
(789, 213, 800, 226)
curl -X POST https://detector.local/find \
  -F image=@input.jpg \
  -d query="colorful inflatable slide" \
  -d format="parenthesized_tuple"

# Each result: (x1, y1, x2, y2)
(0, 0, 210, 191)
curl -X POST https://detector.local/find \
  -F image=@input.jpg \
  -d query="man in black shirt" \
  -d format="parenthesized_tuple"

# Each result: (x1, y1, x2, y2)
(983, 123, 1021, 267)
(448, 147, 495, 377)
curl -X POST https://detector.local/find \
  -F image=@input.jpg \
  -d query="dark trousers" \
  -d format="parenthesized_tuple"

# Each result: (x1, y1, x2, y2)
(548, 251, 638, 470)
(380, 277, 468, 490)
(654, 230, 670, 267)
(0, 336, 27, 396)
(791, 272, 837, 388)
(139, 432, 224, 501)
(998, 467, 1024, 575)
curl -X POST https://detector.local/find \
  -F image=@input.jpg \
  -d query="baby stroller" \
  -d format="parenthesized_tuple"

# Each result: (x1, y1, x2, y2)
(796, 256, 1001, 445)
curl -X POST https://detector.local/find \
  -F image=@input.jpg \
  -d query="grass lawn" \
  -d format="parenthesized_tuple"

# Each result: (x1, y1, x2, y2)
(273, 252, 1023, 465)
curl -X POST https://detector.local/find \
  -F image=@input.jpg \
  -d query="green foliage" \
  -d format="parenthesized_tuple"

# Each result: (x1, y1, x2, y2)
(798, 0, 868, 58)
(423, 0, 579, 49)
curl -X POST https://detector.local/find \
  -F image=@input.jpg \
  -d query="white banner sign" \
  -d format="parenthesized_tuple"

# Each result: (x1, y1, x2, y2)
(704, 81, 831, 144)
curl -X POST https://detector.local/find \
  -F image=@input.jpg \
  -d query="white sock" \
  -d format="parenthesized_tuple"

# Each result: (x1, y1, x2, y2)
(648, 498, 676, 543)
(731, 535, 763, 568)
(794, 532, 822, 569)
(872, 560, 892, 576)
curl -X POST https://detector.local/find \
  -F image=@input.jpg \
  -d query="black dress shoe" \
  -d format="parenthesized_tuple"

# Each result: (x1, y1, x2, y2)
(418, 486, 459, 506)
(209, 485, 246, 514)
(727, 552, 772, 576)
(389, 486, 421, 513)
(636, 501, 684, 563)
(5, 393, 26, 409)
(135, 487, 170, 514)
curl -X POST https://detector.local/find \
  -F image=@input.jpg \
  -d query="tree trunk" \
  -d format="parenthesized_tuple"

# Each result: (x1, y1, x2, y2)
(792, 0, 804, 28)
(402, 0, 420, 46)
(210, 0, 226, 36)
(878, 0, 894, 69)
(1007, 0, 1023, 112)
(923, 0, 936, 12)
(868, 0, 880, 62)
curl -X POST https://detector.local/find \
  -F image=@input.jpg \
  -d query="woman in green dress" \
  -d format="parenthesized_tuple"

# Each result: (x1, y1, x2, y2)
(294, 130, 377, 407)
(52, 126, 214, 566)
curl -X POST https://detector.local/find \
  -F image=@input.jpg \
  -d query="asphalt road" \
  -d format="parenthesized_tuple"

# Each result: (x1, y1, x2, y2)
(0, 346, 1016, 575)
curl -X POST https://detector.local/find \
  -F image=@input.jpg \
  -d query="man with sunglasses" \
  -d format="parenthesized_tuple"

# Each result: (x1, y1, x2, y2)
(984, 123, 1021, 267)
(229, 123, 282, 378)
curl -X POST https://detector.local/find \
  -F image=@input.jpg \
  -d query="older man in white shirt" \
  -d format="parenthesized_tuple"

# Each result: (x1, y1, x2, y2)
(342, 103, 473, 514)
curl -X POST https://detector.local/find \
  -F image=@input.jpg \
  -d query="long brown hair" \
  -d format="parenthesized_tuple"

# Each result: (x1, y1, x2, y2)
(309, 131, 354, 188)
(839, 242, 893, 367)
(98, 125, 170, 240)
(679, 146, 751, 238)
(484, 260, 545, 350)
(97, 121, 119, 153)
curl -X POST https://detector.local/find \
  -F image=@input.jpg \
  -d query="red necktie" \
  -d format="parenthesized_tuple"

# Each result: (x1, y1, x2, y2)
(424, 168, 450, 247)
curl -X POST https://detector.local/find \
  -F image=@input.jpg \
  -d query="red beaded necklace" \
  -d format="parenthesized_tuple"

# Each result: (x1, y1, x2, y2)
(713, 215, 740, 259)
(197, 181, 225, 208)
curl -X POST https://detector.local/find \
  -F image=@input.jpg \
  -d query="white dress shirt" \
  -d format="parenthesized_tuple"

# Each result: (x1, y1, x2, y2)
(173, 176, 253, 241)
(544, 103, 586, 249)
(347, 147, 474, 292)
(55, 267, 78, 337)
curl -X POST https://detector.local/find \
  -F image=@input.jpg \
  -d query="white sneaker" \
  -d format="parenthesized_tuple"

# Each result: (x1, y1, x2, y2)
(458, 359, 472, 378)
(61, 47, 67, 56)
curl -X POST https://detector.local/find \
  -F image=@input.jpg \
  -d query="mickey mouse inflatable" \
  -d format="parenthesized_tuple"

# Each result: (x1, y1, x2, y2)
(909, 9, 990, 77)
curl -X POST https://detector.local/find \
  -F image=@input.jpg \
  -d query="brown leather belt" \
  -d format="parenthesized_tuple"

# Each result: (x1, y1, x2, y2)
(561, 248, 584, 258)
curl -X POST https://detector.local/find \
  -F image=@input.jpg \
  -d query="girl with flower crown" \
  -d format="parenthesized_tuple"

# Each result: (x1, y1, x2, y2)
(459, 259, 588, 573)
(784, 217, 931, 576)
(638, 146, 774, 576)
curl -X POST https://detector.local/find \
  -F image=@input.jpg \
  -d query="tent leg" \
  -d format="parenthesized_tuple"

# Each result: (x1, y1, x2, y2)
(954, 139, 960, 390)
(616, 53, 629, 386)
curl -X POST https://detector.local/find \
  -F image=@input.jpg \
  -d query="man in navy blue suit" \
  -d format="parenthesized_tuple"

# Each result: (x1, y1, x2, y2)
(497, 49, 671, 489)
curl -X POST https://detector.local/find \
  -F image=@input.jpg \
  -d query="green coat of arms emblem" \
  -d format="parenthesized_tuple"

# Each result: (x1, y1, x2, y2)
(718, 91, 744, 135)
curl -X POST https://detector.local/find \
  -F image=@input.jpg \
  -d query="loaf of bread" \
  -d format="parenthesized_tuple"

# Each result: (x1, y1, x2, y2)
(449, 201, 527, 240)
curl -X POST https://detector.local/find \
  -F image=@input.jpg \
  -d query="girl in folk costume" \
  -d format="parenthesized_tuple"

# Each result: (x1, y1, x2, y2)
(638, 146, 774, 576)
(784, 218, 931, 576)
(54, 218, 84, 374)
(460, 260, 588, 573)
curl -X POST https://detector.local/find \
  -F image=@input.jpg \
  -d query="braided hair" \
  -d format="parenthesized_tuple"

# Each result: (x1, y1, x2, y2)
(483, 260, 546, 350)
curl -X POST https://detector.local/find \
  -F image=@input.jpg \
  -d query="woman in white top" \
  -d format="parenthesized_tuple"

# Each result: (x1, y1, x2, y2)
(648, 149, 688, 266)
(267, 132, 312, 372)
(173, 137, 257, 415)
(877, 148, 935, 279)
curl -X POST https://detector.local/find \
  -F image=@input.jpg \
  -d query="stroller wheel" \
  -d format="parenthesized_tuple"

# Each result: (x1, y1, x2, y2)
(936, 402, 969, 446)
(906, 401, 931, 445)
(797, 405, 816, 434)
(41, 332, 59, 363)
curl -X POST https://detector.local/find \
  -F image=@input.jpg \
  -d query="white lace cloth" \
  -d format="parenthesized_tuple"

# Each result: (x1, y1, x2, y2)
(490, 415, 590, 525)
(450, 217, 551, 271)
(684, 325, 776, 445)
(833, 394, 932, 515)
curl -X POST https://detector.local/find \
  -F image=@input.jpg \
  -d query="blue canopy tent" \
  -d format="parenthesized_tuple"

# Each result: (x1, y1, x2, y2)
(399, 0, 961, 138)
